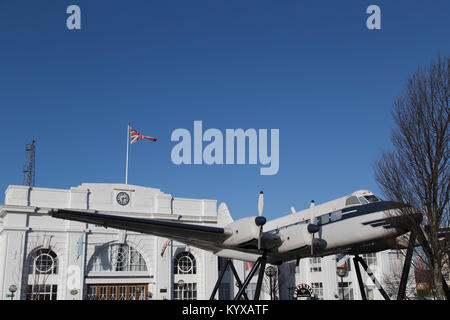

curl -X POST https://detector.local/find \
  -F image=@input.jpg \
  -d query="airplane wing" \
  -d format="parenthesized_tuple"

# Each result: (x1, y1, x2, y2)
(50, 209, 233, 252)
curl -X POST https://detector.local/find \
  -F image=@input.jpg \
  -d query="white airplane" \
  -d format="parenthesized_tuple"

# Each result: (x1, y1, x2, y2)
(50, 189, 418, 263)
(49, 189, 420, 299)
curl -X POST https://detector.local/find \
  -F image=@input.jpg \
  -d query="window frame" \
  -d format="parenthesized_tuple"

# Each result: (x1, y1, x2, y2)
(174, 251, 197, 275)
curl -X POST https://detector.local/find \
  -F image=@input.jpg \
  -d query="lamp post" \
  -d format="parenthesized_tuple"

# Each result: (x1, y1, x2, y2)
(8, 285, 17, 300)
(337, 267, 347, 300)
(265, 266, 277, 300)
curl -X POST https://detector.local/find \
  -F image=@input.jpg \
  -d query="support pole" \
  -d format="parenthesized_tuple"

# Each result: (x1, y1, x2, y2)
(125, 124, 130, 184)
(353, 255, 367, 300)
(228, 260, 249, 300)
(209, 259, 231, 300)
(397, 233, 416, 300)
(209, 259, 249, 300)
(356, 255, 390, 300)
(234, 257, 262, 300)
(253, 254, 267, 300)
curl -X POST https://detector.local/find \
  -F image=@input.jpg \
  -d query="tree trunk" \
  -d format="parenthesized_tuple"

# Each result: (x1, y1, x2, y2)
(432, 257, 445, 300)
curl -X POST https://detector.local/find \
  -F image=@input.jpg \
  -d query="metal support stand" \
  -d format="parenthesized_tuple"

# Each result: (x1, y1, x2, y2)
(234, 253, 267, 300)
(354, 255, 391, 300)
(397, 233, 416, 300)
(253, 254, 267, 300)
(353, 256, 367, 300)
(209, 259, 249, 300)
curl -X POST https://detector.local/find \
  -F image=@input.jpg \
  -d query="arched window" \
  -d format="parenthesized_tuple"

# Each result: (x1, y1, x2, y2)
(29, 248, 58, 275)
(174, 252, 196, 274)
(90, 244, 147, 272)
(26, 248, 59, 300)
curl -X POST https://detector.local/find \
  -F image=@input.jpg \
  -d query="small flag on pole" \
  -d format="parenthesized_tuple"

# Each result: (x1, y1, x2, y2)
(130, 127, 158, 144)
(161, 239, 171, 257)
(125, 125, 158, 184)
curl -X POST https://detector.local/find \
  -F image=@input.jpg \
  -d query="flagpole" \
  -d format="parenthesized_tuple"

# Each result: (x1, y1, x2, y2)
(125, 124, 130, 184)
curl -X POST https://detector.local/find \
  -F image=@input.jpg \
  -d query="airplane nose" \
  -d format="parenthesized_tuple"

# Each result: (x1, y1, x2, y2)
(384, 201, 422, 231)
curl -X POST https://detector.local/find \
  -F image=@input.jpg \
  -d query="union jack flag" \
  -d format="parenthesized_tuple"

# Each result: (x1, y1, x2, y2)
(130, 127, 158, 144)
(161, 239, 171, 257)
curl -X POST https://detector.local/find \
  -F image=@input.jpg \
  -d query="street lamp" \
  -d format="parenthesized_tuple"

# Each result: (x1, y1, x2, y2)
(336, 267, 347, 300)
(8, 285, 17, 300)
(265, 266, 277, 300)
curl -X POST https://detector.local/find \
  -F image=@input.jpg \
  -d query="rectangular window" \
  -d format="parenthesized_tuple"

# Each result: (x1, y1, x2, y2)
(330, 210, 343, 222)
(129, 286, 137, 300)
(362, 253, 377, 267)
(109, 286, 117, 300)
(319, 214, 330, 225)
(26, 285, 58, 300)
(309, 257, 322, 272)
(311, 282, 323, 300)
(119, 286, 126, 300)
(338, 282, 354, 300)
(137, 285, 146, 300)
(173, 282, 197, 300)
(98, 286, 107, 300)
(87, 286, 97, 300)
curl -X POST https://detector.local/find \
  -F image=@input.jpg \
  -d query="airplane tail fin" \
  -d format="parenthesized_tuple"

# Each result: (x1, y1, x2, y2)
(217, 202, 234, 227)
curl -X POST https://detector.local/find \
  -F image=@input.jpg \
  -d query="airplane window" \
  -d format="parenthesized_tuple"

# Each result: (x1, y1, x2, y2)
(358, 197, 368, 204)
(330, 211, 342, 222)
(364, 195, 380, 203)
(319, 214, 329, 225)
(345, 196, 360, 206)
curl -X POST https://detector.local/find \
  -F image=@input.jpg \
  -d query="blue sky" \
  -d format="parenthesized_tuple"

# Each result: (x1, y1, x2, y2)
(0, 1, 449, 221)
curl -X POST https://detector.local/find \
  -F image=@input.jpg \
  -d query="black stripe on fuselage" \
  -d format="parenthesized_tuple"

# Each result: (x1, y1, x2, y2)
(361, 218, 397, 229)
(341, 201, 399, 219)
(314, 201, 400, 227)
(269, 201, 401, 232)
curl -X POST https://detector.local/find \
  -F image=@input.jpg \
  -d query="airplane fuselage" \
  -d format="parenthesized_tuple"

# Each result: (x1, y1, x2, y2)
(216, 190, 414, 263)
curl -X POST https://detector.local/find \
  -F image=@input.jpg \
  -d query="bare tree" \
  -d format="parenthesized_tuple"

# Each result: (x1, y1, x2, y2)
(381, 253, 417, 299)
(374, 54, 449, 300)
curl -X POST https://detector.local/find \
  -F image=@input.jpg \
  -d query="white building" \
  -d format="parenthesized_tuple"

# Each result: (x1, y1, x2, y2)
(0, 183, 414, 300)
(278, 251, 415, 300)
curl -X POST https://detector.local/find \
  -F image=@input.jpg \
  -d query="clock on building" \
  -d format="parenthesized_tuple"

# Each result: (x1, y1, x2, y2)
(116, 192, 130, 206)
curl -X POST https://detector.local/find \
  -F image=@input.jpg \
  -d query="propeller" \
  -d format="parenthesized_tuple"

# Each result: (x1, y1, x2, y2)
(307, 201, 320, 256)
(255, 191, 267, 250)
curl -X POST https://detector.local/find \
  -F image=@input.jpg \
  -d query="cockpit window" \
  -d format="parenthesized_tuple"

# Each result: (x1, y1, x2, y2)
(364, 195, 380, 203)
(358, 197, 368, 204)
(345, 196, 360, 206)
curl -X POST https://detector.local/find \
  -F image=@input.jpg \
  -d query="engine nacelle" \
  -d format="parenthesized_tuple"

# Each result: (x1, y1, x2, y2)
(276, 223, 311, 253)
(223, 217, 260, 247)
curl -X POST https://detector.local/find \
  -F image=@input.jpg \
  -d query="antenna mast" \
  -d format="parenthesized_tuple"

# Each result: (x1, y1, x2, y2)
(23, 139, 36, 187)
